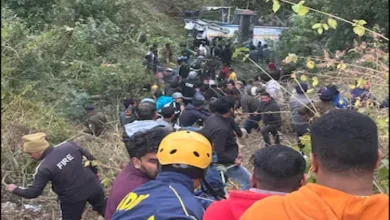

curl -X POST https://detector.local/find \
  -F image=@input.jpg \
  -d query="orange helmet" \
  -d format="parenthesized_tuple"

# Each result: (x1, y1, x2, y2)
(157, 131, 212, 169)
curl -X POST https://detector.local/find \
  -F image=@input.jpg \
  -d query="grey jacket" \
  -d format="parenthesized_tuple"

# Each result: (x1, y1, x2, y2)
(289, 94, 310, 125)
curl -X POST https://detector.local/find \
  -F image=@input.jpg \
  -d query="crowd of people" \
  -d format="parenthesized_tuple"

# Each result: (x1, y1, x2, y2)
(4, 42, 389, 220)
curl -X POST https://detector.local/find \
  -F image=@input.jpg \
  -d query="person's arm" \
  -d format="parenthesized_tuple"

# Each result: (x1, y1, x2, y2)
(193, 109, 209, 121)
(271, 103, 282, 122)
(76, 144, 96, 161)
(230, 119, 243, 137)
(12, 167, 50, 199)
(241, 98, 249, 113)
(75, 143, 98, 174)
(213, 129, 236, 164)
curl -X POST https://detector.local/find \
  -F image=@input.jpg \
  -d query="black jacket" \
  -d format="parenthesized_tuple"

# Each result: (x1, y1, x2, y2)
(204, 114, 239, 164)
(257, 99, 282, 125)
(180, 79, 200, 99)
(13, 142, 102, 203)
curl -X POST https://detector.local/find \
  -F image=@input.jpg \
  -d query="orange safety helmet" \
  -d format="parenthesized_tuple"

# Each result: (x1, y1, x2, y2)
(157, 130, 212, 169)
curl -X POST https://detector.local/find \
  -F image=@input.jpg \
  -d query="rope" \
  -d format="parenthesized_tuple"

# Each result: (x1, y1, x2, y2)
(237, 50, 318, 115)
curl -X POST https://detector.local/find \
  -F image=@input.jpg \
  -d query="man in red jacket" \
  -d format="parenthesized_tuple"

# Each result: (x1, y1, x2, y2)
(203, 145, 306, 220)
(104, 126, 172, 220)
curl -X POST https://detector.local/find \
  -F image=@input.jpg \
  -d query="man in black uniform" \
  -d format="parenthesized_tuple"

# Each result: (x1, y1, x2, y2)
(5, 133, 106, 220)
(180, 71, 201, 105)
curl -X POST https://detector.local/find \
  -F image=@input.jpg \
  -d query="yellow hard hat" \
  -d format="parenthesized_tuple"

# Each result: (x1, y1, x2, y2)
(157, 131, 212, 169)
(151, 85, 159, 90)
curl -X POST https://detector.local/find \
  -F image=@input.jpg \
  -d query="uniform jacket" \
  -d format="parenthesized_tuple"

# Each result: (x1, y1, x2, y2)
(111, 172, 204, 220)
(333, 93, 350, 109)
(13, 142, 101, 203)
(181, 79, 200, 99)
(105, 163, 152, 220)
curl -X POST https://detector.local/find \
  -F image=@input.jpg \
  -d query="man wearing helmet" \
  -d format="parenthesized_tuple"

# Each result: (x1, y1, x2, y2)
(112, 131, 213, 220)
(180, 71, 201, 105)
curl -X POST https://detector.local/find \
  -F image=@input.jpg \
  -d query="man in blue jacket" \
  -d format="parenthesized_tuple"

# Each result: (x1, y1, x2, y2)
(112, 130, 213, 220)
(179, 94, 210, 129)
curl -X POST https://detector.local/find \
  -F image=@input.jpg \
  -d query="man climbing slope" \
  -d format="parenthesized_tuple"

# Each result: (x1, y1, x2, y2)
(5, 133, 106, 220)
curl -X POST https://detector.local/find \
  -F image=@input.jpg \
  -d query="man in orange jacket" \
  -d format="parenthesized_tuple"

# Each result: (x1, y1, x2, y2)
(203, 145, 306, 220)
(241, 109, 389, 220)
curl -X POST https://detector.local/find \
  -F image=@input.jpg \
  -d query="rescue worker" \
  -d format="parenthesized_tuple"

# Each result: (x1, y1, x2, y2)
(261, 73, 284, 104)
(156, 106, 181, 130)
(83, 105, 108, 137)
(164, 81, 181, 97)
(119, 98, 137, 127)
(228, 68, 238, 82)
(204, 96, 251, 190)
(230, 88, 262, 134)
(5, 133, 106, 220)
(350, 80, 374, 106)
(241, 110, 389, 220)
(180, 71, 201, 105)
(123, 102, 173, 141)
(289, 83, 310, 155)
(163, 43, 173, 65)
(178, 56, 191, 79)
(165, 92, 184, 124)
(329, 85, 350, 109)
(154, 90, 173, 111)
(204, 145, 306, 220)
(257, 92, 282, 146)
(298, 86, 336, 123)
(111, 131, 213, 220)
(105, 126, 172, 220)
(179, 94, 210, 129)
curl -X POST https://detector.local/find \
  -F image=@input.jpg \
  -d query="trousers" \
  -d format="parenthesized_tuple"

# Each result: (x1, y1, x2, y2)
(261, 124, 281, 146)
(60, 187, 106, 220)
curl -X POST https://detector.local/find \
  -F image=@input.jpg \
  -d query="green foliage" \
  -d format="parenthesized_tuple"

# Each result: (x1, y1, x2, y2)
(1, 0, 185, 133)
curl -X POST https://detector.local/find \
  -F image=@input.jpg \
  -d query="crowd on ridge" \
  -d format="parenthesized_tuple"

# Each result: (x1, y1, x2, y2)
(4, 42, 389, 220)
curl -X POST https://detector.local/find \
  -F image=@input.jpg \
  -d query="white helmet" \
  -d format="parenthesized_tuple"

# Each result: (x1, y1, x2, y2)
(188, 71, 198, 79)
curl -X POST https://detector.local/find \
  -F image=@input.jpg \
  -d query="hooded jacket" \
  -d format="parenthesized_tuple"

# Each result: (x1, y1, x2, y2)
(203, 189, 285, 220)
(105, 163, 152, 220)
(241, 183, 389, 220)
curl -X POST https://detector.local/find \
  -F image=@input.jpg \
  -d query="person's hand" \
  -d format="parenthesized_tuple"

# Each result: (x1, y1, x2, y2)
(234, 157, 242, 166)
(6, 184, 17, 192)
